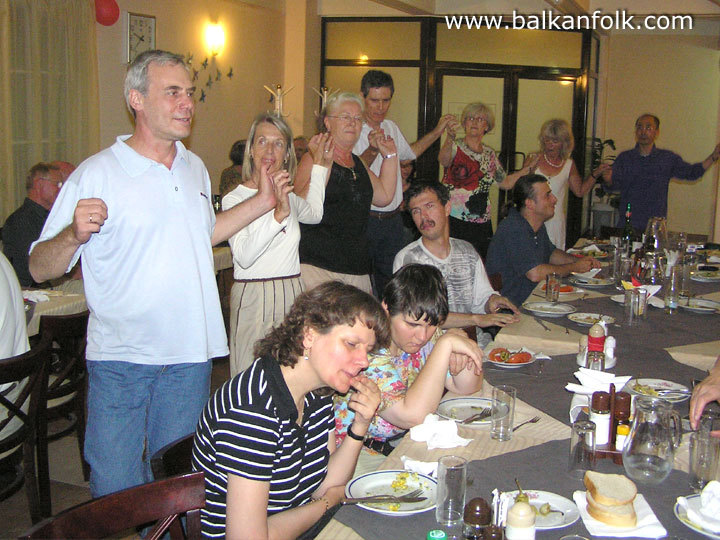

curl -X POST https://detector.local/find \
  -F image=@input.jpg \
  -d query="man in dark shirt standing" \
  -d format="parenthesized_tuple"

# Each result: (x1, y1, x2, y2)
(604, 114, 720, 231)
(487, 174, 601, 306)
(2, 162, 64, 286)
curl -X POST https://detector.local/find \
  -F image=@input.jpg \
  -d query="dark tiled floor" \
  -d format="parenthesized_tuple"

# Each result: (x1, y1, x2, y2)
(0, 356, 230, 538)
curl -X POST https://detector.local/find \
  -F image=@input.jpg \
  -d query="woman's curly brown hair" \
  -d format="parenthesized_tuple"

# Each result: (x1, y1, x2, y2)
(254, 281, 390, 368)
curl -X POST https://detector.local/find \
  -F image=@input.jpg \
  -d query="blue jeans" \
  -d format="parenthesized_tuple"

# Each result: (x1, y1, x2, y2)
(85, 360, 211, 497)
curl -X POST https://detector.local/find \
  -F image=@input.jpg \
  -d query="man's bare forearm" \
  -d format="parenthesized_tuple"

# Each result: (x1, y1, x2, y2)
(30, 226, 82, 283)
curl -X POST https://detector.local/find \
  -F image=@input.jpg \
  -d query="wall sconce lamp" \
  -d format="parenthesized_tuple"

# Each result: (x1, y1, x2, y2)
(205, 23, 225, 57)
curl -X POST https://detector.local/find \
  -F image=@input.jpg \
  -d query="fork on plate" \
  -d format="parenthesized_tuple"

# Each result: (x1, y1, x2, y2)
(343, 488, 425, 505)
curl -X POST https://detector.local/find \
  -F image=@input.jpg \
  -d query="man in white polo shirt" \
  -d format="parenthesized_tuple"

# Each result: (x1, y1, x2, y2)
(29, 50, 277, 497)
(355, 70, 456, 297)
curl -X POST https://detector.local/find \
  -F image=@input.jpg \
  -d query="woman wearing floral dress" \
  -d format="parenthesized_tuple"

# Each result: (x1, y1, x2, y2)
(438, 102, 537, 258)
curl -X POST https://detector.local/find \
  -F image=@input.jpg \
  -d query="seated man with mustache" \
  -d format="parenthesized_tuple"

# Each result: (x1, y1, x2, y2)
(393, 180, 519, 341)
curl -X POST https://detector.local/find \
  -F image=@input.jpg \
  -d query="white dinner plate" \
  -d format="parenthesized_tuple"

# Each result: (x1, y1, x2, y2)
(345, 470, 437, 516)
(504, 490, 580, 530)
(674, 494, 720, 539)
(625, 378, 691, 403)
(679, 298, 720, 314)
(486, 347, 537, 369)
(569, 276, 615, 288)
(437, 397, 495, 425)
(567, 313, 616, 326)
(692, 271, 720, 283)
(522, 302, 576, 318)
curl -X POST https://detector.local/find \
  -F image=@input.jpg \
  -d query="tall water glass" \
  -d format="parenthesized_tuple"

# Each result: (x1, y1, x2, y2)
(689, 432, 719, 492)
(490, 385, 516, 441)
(616, 255, 632, 290)
(545, 273, 560, 302)
(681, 253, 697, 297)
(569, 420, 596, 478)
(664, 265, 681, 314)
(436, 455, 467, 540)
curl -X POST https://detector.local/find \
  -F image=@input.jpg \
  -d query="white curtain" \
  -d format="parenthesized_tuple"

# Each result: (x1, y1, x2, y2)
(0, 0, 99, 223)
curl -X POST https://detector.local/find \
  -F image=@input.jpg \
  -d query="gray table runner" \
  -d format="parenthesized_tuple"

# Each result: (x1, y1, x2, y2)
(334, 439, 696, 539)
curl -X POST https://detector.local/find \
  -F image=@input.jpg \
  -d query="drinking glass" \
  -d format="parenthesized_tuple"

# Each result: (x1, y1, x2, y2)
(436, 455, 467, 540)
(569, 420, 596, 478)
(623, 288, 646, 326)
(490, 385, 516, 441)
(681, 253, 697, 297)
(664, 265, 681, 314)
(689, 432, 719, 492)
(545, 273, 560, 302)
(616, 255, 632, 289)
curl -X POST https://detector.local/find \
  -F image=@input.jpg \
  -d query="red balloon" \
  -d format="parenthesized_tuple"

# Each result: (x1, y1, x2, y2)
(95, 0, 119, 26)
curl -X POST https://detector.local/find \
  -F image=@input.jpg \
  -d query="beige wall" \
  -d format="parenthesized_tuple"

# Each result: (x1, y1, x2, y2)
(603, 32, 720, 236)
(95, 0, 287, 193)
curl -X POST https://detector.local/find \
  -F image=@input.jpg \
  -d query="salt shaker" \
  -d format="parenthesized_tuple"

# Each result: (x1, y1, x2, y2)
(505, 501, 535, 540)
(589, 391, 611, 446)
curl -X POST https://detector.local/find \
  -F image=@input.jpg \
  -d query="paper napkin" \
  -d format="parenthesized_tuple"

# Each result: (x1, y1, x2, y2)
(676, 480, 720, 533)
(409, 413, 472, 450)
(573, 491, 667, 538)
(573, 268, 602, 279)
(400, 456, 438, 477)
(23, 290, 49, 303)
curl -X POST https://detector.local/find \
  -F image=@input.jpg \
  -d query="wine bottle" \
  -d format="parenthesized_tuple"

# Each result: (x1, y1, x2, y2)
(621, 203, 634, 254)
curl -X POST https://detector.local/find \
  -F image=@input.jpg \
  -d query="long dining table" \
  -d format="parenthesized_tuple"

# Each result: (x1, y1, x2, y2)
(317, 271, 720, 539)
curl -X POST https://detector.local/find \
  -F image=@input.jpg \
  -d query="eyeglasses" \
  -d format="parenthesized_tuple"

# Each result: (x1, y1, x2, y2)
(327, 114, 363, 125)
(465, 116, 487, 124)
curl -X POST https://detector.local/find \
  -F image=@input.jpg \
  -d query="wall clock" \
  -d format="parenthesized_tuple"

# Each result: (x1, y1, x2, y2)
(127, 13, 156, 63)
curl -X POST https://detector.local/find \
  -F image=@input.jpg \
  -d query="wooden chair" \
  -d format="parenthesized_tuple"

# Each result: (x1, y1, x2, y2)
(150, 433, 194, 480)
(39, 311, 90, 481)
(19, 471, 206, 540)
(0, 335, 51, 522)
(488, 272, 503, 292)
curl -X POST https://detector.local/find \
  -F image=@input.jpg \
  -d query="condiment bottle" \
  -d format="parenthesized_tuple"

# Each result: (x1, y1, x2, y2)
(589, 391, 611, 446)
(614, 392, 631, 451)
(587, 323, 605, 353)
(504, 501, 535, 540)
(463, 497, 491, 539)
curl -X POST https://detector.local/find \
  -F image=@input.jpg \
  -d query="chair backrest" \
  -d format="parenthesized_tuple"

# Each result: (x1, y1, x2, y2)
(0, 334, 50, 457)
(39, 310, 89, 403)
(150, 433, 195, 480)
(20, 471, 206, 539)
(488, 272, 503, 292)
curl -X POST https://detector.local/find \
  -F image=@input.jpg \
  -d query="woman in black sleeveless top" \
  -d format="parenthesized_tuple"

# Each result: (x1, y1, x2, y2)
(294, 92, 398, 294)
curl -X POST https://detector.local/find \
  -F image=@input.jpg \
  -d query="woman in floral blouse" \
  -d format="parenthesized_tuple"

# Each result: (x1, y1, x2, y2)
(438, 102, 537, 258)
(333, 264, 483, 474)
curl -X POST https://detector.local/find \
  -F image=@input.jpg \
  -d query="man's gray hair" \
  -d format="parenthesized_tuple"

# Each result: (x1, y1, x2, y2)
(124, 50, 187, 117)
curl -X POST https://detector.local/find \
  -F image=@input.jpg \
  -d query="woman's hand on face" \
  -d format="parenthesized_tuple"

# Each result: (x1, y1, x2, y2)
(376, 134, 397, 158)
(269, 168, 292, 223)
(309, 133, 335, 168)
(347, 375, 381, 427)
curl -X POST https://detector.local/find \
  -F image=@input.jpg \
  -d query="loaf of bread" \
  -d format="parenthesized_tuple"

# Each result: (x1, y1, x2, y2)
(583, 471, 638, 527)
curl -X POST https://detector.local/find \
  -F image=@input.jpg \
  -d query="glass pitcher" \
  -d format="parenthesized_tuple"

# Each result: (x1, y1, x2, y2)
(622, 397, 681, 484)
(644, 217, 668, 253)
(642, 252, 665, 285)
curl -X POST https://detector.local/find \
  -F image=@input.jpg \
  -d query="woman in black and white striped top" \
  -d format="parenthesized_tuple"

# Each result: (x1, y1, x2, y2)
(192, 281, 390, 538)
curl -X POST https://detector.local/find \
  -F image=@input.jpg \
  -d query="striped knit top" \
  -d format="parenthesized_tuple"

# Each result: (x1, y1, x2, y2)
(192, 356, 333, 537)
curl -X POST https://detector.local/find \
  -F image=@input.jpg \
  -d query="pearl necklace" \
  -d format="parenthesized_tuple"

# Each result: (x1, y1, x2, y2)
(543, 152, 564, 168)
